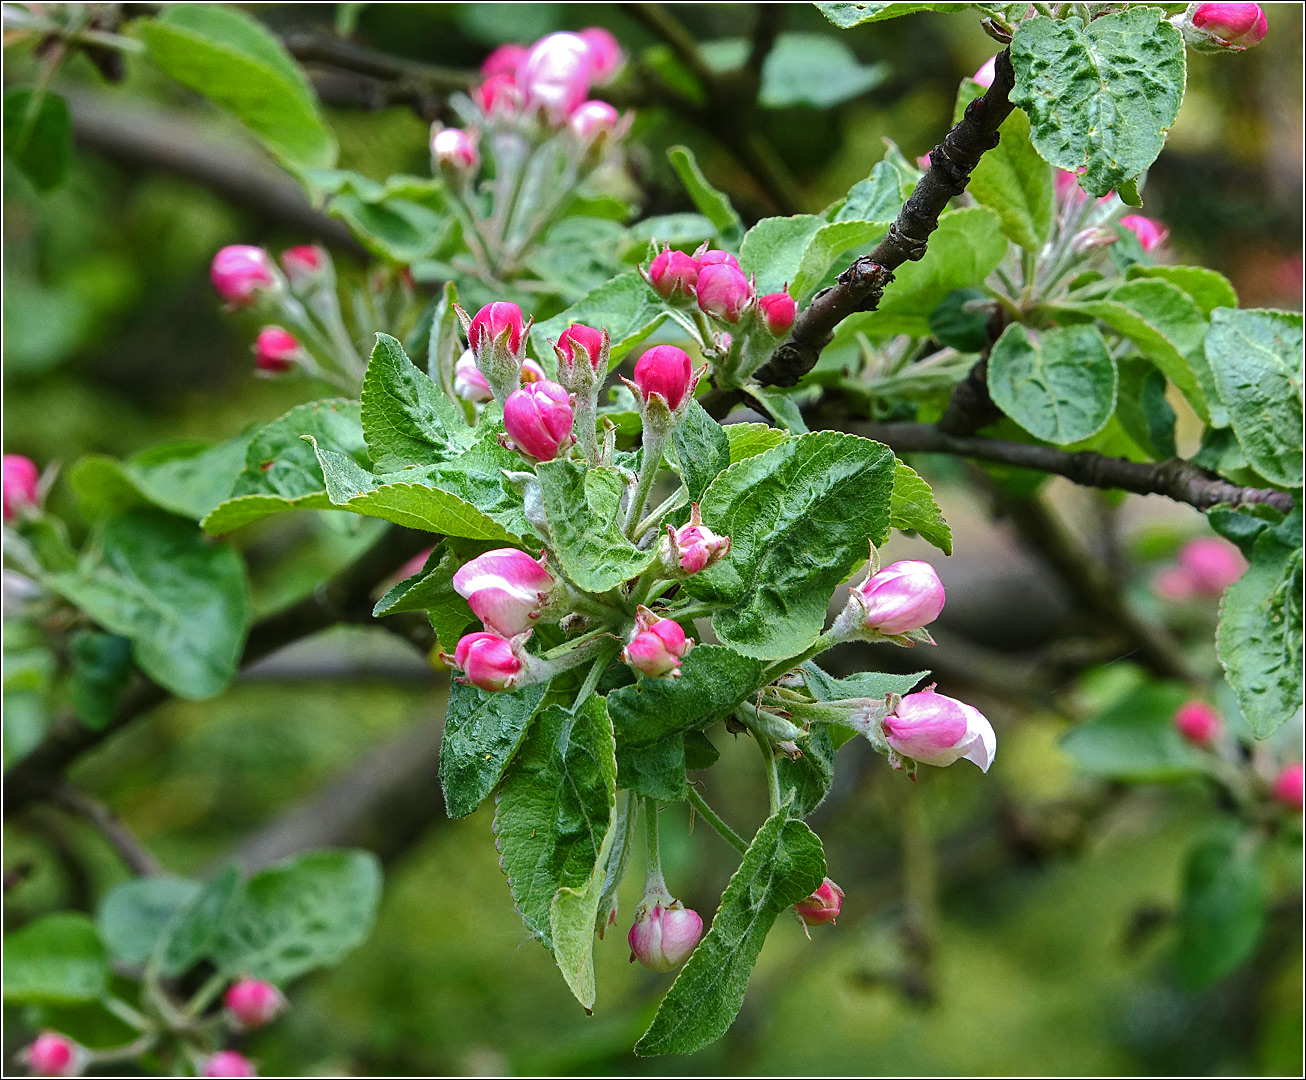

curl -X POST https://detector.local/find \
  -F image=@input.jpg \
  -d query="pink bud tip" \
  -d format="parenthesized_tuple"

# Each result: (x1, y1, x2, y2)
(855, 560, 946, 635)
(280, 244, 326, 288)
(254, 326, 301, 374)
(20, 1032, 86, 1078)
(395, 548, 435, 582)
(669, 504, 730, 574)
(1178, 536, 1246, 594)
(481, 42, 529, 78)
(632, 345, 695, 412)
(453, 548, 556, 637)
(469, 301, 525, 355)
(452, 631, 522, 692)
(758, 291, 796, 336)
(2, 454, 41, 522)
(1119, 215, 1168, 254)
(210, 245, 274, 306)
(697, 249, 741, 271)
(622, 609, 692, 678)
(795, 877, 845, 926)
(454, 349, 493, 402)
(517, 32, 593, 124)
(556, 323, 608, 374)
(883, 687, 996, 772)
(579, 26, 624, 84)
(1173, 700, 1222, 747)
(224, 979, 287, 1029)
(202, 1051, 258, 1078)
(1272, 763, 1304, 812)
(1192, 3, 1267, 48)
(628, 901, 703, 971)
(696, 263, 753, 323)
(504, 380, 575, 462)
(569, 99, 620, 141)
(972, 55, 997, 88)
(474, 72, 523, 117)
(647, 248, 699, 300)
(431, 126, 479, 171)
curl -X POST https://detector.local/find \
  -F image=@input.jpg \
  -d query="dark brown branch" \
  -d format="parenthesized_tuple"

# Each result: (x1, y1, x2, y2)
(282, 31, 472, 93)
(753, 50, 1017, 385)
(50, 783, 162, 878)
(937, 306, 1009, 436)
(4, 526, 433, 815)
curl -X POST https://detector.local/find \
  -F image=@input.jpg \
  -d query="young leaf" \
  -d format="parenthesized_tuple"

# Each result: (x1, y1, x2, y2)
(155, 866, 243, 977)
(667, 146, 745, 248)
(1059, 683, 1208, 781)
(634, 809, 826, 1056)
(816, 2, 968, 28)
(1175, 832, 1267, 990)
(986, 323, 1118, 446)
(789, 220, 889, 303)
(672, 401, 731, 503)
(964, 104, 1053, 252)
(72, 436, 251, 523)
(829, 160, 909, 224)
(67, 630, 134, 731)
(550, 802, 620, 1011)
(3, 88, 72, 192)
(96, 877, 201, 968)
(699, 34, 886, 109)
(890, 460, 952, 555)
(3, 914, 109, 1004)
(1127, 265, 1237, 319)
(615, 736, 691, 801)
(777, 727, 834, 817)
(685, 431, 896, 659)
(1115, 357, 1177, 461)
(725, 423, 790, 463)
(739, 215, 824, 296)
(440, 681, 549, 818)
(530, 272, 673, 371)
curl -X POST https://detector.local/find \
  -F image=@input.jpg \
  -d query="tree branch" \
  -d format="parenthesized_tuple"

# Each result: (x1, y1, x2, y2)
(753, 50, 1017, 385)
(50, 783, 163, 878)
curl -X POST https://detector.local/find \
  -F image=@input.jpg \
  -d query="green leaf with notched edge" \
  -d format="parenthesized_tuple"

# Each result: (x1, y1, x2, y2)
(830, 159, 909, 224)
(1127, 264, 1237, 318)
(634, 808, 825, 1056)
(3, 913, 109, 1003)
(46, 511, 249, 701)
(97, 877, 200, 968)
(360, 333, 473, 471)
(790, 220, 889, 303)
(201, 400, 366, 534)
(550, 801, 619, 1010)
(1205, 309, 1304, 489)
(440, 681, 549, 818)
(608, 645, 767, 749)
(1175, 832, 1268, 990)
(495, 698, 615, 953)
(1009, 9, 1185, 198)
(890, 460, 952, 555)
(685, 432, 895, 658)
(536, 460, 657, 592)
(725, 423, 790, 463)
(155, 866, 242, 977)
(777, 726, 834, 817)
(987, 323, 1117, 446)
(800, 662, 930, 749)
(672, 401, 730, 503)
(739, 215, 824, 296)
(530, 272, 673, 372)
(1217, 532, 1303, 740)
(667, 146, 744, 247)
(815, 2, 967, 27)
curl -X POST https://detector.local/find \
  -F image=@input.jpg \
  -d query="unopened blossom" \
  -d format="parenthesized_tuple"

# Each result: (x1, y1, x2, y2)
(211, 245, 275, 306)
(632, 345, 695, 412)
(516, 32, 592, 123)
(757, 291, 796, 335)
(19, 1032, 87, 1078)
(579, 26, 624, 83)
(431, 126, 479, 174)
(504, 380, 575, 461)
(554, 323, 609, 381)
(854, 560, 946, 636)
(1179, 536, 1246, 593)
(449, 631, 522, 692)
(201, 1051, 257, 1078)
(795, 878, 844, 927)
(569, 99, 620, 141)
(1173, 700, 1222, 747)
(696, 263, 752, 323)
(1272, 763, 1303, 812)
(646, 247, 699, 300)
(666, 503, 730, 575)
(254, 326, 301, 374)
(883, 687, 996, 771)
(452, 548, 556, 637)
(622, 607, 692, 678)
(1120, 215, 1168, 254)
(3, 453, 40, 522)
(972, 55, 997, 87)
(1188, 3, 1268, 50)
(468, 301, 525, 355)
(628, 900, 703, 971)
(481, 42, 528, 78)
(474, 72, 523, 117)
(280, 244, 327, 289)
(224, 979, 288, 1030)
(697, 249, 741, 271)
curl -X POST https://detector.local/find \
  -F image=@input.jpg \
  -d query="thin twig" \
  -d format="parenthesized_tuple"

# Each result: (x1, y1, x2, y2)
(51, 784, 162, 877)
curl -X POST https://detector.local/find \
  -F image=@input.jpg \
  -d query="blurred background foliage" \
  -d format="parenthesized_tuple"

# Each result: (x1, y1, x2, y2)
(3, 3, 1302, 1076)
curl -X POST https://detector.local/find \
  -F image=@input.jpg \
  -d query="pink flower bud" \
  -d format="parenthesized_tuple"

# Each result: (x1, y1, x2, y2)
(469, 301, 525, 355)
(556, 323, 608, 375)
(504, 380, 575, 461)
(883, 686, 996, 771)
(569, 99, 620, 141)
(254, 326, 301, 374)
(431, 126, 479, 172)
(3, 453, 41, 522)
(622, 607, 692, 678)
(453, 547, 556, 637)
(579, 26, 624, 84)
(280, 244, 326, 288)
(1055, 168, 1086, 202)
(481, 42, 528, 78)
(697, 249, 741, 271)
(1152, 565, 1196, 601)
(757, 291, 796, 336)
(632, 345, 694, 412)
(1191, 3, 1267, 49)
(628, 900, 703, 971)
(667, 503, 730, 574)
(520, 358, 547, 383)
(647, 248, 699, 300)
(1272, 763, 1304, 812)
(451, 631, 522, 692)
(1178, 536, 1246, 594)
(211, 245, 275, 306)
(972, 55, 997, 87)
(696, 263, 752, 323)
(202, 1050, 258, 1078)
(20, 1032, 87, 1078)
(454, 349, 494, 402)
(224, 979, 287, 1029)
(1120, 215, 1168, 254)
(394, 547, 434, 583)
(855, 560, 946, 635)
(474, 72, 523, 117)
(516, 32, 592, 123)
(1173, 700, 1222, 747)
(795, 877, 844, 927)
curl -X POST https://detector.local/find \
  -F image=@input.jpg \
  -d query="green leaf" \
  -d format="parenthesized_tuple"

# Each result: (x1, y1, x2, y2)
(686, 432, 896, 658)
(495, 698, 616, 954)
(890, 460, 952, 555)
(371, 541, 485, 650)
(634, 809, 826, 1056)
(928, 288, 991, 353)
(1059, 682, 1207, 781)
(777, 726, 834, 817)
(360, 333, 473, 471)
(672, 402, 731, 503)
(3, 88, 72, 192)
(667, 146, 744, 248)
(1127, 264, 1237, 318)
(1217, 531, 1303, 740)
(536, 460, 657, 592)
(550, 798, 620, 1011)
(986, 323, 1117, 445)
(790, 220, 889, 303)
(3, 914, 108, 1003)
(1175, 833, 1267, 990)
(327, 175, 450, 264)
(616, 736, 691, 800)
(747, 386, 809, 434)
(1009, 9, 1186, 198)
(72, 436, 251, 523)
(700, 34, 887, 109)
(1205, 309, 1304, 489)
(67, 630, 134, 731)
(46, 511, 249, 701)
(201, 400, 366, 534)
(1115, 356, 1177, 461)
(725, 423, 790, 463)
(440, 681, 549, 818)
(739, 215, 824, 297)
(139, 4, 337, 172)
(155, 866, 242, 977)
(211, 851, 382, 982)
(530, 272, 673, 371)
(816, 2, 968, 27)
(831, 160, 910, 224)
(97, 877, 201, 968)
(426, 280, 464, 393)
(965, 103, 1053, 252)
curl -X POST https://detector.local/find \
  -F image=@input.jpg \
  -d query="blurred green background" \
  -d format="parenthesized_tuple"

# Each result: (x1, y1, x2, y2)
(4, 4, 1302, 1075)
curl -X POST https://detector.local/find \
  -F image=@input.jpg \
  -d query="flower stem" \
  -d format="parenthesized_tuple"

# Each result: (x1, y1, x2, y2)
(625, 426, 669, 538)
(685, 785, 748, 855)
(643, 796, 669, 898)
(752, 726, 781, 815)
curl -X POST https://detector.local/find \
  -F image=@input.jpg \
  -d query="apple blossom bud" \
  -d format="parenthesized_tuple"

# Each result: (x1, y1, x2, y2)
(481, 42, 528, 78)
(469, 301, 525, 355)
(450, 631, 522, 692)
(666, 503, 730, 575)
(697, 249, 741, 271)
(855, 560, 946, 635)
(224, 979, 287, 1030)
(211, 245, 275, 306)
(632, 345, 695, 412)
(1055, 168, 1086, 203)
(1272, 763, 1304, 812)
(646, 248, 699, 300)
(1119, 214, 1168, 254)
(1178, 536, 1246, 594)
(795, 877, 844, 927)
(280, 244, 327, 289)
(504, 380, 575, 461)
(696, 263, 753, 323)
(202, 1050, 258, 1078)
(516, 32, 592, 123)
(883, 686, 996, 771)
(972, 55, 997, 87)
(622, 607, 692, 678)
(474, 72, 523, 117)
(628, 900, 703, 971)
(1173, 700, 1222, 747)
(757, 291, 796, 336)
(569, 99, 619, 142)
(1071, 226, 1119, 254)
(3, 453, 41, 522)
(19, 1032, 87, 1078)
(254, 326, 301, 374)
(454, 349, 493, 402)
(1152, 565, 1195, 601)
(453, 548, 556, 637)
(431, 126, 479, 174)
(555, 323, 607, 376)
(579, 26, 624, 83)
(1188, 3, 1268, 50)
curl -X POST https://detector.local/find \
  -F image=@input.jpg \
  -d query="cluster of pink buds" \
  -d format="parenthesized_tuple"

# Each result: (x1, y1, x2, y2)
(455, 351, 546, 403)
(622, 607, 693, 679)
(882, 686, 997, 772)
(3, 453, 41, 522)
(201, 1050, 258, 1077)
(223, 978, 288, 1031)
(628, 898, 703, 971)
(1174, 3, 1268, 52)
(663, 503, 730, 576)
(1153, 536, 1247, 600)
(795, 877, 845, 927)
(18, 1031, 88, 1077)
(1173, 700, 1223, 748)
